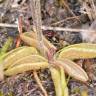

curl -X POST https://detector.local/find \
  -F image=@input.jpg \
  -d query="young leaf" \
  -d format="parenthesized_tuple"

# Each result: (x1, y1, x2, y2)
(20, 34, 49, 54)
(3, 47, 38, 69)
(58, 43, 96, 59)
(9, 54, 48, 68)
(0, 37, 13, 55)
(53, 59, 88, 82)
(60, 66, 69, 96)
(0, 91, 3, 96)
(0, 37, 13, 80)
(0, 46, 28, 61)
(22, 32, 56, 50)
(0, 64, 4, 80)
(20, 34, 38, 48)
(5, 62, 49, 76)
(81, 90, 88, 96)
(50, 67, 62, 96)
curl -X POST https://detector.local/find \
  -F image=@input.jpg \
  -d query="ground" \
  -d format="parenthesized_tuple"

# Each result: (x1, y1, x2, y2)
(0, 0, 96, 96)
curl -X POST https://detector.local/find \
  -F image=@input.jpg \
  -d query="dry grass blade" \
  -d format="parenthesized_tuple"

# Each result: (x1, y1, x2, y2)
(90, 0, 96, 19)
(0, 23, 95, 33)
(53, 59, 88, 82)
(5, 62, 49, 76)
(58, 43, 96, 59)
(0, 23, 18, 28)
(59, 0, 80, 22)
(33, 71, 48, 96)
(51, 16, 80, 26)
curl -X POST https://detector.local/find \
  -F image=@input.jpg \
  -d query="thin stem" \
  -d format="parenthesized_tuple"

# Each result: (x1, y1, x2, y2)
(0, 23, 95, 33)
(30, 0, 45, 56)
(42, 26, 95, 33)
(16, 15, 23, 47)
(33, 71, 48, 96)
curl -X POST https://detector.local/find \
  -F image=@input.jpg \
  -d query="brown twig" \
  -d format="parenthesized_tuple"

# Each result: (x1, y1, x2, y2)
(90, 0, 96, 19)
(16, 15, 23, 47)
(51, 16, 80, 26)
(80, 0, 95, 21)
(59, 0, 80, 22)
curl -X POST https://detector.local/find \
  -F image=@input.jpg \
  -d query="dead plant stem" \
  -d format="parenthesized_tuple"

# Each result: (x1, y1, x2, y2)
(33, 71, 48, 96)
